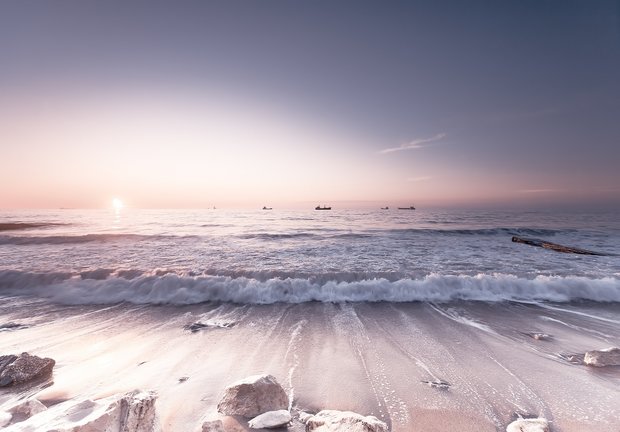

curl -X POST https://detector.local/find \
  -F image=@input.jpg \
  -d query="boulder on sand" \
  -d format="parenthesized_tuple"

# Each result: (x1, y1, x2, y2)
(583, 347, 620, 367)
(305, 410, 388, 432)
(217, 374, 288, 418)
(506, 417, 549, 432)
(0, 352, 55, 387)
(248, 410, 291, 429)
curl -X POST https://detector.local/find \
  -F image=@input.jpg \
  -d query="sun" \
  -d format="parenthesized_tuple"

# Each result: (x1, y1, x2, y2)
(112, 198, 124, 211)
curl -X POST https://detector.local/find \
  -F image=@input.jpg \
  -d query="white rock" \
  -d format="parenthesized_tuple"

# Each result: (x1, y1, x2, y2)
(583, 347, 620, 367)
(0, 411, 12, 427)
(506, 417, 549, 432)
(201, 419, 225, 432)
(306, 410, 388, 432)
(298, 411, 314, 424)
(8, 398, 47, 422)
(119, 390, 159, 432)
(3, 389, 160, 432)
(217, 374, 289, 418)
(248, 410, 291, 429)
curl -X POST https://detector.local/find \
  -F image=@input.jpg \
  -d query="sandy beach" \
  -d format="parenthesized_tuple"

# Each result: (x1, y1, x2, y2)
(1, 297, 618, 431)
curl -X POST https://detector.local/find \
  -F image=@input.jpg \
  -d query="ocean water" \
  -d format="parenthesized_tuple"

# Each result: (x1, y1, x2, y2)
(1, 208, 619, 305)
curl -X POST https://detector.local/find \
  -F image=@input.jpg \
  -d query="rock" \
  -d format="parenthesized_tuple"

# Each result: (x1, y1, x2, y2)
(201, 419, 225, 432)
(248, 410, 291, 429)
(0, 352, 55, 386)
(583, 347, 620, 367)
(421, 379, 451, 389)
(305, 410, 388, 432)
(0, 411, 12, 427)
(184, 321, 235, 333)
(4, 389, 160, 432)
(298, 411, 314, 424)
(506, 417, 549, 432)
(560, 353, 584, 364)
(217, 374, 289, 418)
(119, 390, 159, 431)
(523, 332, 551, 341)
(0, 355, 17, 372)
(8, 398, 47, 422)
(0, 322, 29, 332)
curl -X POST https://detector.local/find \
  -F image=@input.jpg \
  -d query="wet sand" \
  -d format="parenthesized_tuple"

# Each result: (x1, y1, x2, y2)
(1, 298, 619, 431)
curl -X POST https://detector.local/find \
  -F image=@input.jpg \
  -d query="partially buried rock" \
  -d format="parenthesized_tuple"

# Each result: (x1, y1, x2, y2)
(0, 352, 55, 387)
(421, 379, 451, 389)
(506, 417, 549, 432)
(8, 398, 47, 422)
(248, 410, 291, 429)
(306, 410, 388, 432)
(583, 347, 620, 367)
(184, 321, 235, 333)
(523, 332, 551, 341)
(201, 419, 225, 432)
(217, 374, 289, 418)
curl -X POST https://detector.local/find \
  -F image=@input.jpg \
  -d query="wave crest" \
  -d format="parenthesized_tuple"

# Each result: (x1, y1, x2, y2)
(0, 270, 618, 305)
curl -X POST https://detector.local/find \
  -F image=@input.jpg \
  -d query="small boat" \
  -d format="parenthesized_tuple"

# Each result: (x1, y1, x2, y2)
(398, 206, 416, 210)
(315, 205, 331, 210)
(262, 206, 273, 210)
(381, 206, 389, 210)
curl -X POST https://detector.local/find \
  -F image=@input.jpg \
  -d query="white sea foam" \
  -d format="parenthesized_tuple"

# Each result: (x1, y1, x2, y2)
(0, 270, 619, 305)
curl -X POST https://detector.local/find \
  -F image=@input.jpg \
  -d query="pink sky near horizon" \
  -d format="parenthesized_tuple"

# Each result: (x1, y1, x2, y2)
(1, 88, 618, 211)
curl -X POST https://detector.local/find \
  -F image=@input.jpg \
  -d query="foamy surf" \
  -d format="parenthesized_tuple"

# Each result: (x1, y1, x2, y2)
(1, 270, 619, 305)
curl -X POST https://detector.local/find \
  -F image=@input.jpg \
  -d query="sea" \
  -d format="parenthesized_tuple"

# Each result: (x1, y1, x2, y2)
(1, 208, 619, 305)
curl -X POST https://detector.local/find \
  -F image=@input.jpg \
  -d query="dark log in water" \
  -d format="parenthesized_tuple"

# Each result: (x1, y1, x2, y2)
(511, 236, 611, 256)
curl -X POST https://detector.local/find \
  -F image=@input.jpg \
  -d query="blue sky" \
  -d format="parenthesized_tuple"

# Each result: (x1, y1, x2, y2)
(1, 1, 619, 209)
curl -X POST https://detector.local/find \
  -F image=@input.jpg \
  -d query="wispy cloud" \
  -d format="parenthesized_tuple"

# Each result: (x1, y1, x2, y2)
(407, 176, 432, 182)
(379, 133, 446, 154)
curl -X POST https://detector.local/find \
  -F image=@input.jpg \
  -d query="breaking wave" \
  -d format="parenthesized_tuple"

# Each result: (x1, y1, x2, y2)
(0, 270, 618, 305)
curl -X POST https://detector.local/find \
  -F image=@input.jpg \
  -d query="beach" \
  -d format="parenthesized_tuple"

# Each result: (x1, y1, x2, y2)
(1, 298, 619, 431)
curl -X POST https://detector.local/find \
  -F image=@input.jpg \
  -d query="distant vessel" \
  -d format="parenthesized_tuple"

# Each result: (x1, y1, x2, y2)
(262, 206, 273, 210)
(315, 205, 332, 210)
(398, 205, 416, 210)
(381, 206, 389, 210)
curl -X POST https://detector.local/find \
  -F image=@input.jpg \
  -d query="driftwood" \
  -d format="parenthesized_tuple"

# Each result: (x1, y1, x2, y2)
(512, 236, 611, 256)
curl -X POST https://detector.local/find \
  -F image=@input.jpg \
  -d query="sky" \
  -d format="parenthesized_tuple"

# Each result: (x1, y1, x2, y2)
(1, 0, 619, 210)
